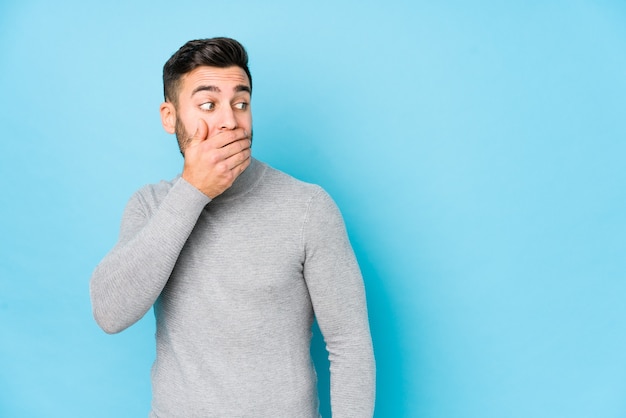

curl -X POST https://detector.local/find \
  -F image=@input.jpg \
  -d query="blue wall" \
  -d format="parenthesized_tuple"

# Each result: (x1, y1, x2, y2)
(1, 1, 626, 417)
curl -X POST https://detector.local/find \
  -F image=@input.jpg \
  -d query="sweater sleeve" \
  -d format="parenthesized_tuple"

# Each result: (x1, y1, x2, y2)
(90, 178, 210, 334)
(302, 187, 376, 417)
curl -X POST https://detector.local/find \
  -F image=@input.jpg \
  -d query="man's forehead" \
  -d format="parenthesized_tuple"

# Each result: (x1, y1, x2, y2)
(182, 66, 250, 90)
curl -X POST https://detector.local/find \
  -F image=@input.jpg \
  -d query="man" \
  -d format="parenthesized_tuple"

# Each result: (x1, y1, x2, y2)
(90, 37, 375, 417)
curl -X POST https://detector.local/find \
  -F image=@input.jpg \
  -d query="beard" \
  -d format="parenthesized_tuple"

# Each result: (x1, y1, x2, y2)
(175, 118, 253, 157)
(175, 117, 192, 156)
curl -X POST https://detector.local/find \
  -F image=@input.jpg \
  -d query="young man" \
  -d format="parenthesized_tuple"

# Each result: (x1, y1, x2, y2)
(90, 37, 375, 417)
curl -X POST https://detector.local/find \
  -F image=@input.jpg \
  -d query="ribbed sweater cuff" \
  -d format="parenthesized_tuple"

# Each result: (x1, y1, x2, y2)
(161, 177, 212, 223)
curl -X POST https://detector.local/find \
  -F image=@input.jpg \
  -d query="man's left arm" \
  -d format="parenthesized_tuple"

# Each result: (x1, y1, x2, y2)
(303, 187, 376, 418)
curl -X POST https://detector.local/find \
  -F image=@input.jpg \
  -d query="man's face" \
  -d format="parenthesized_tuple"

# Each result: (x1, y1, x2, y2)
(161, 65, 252, 154)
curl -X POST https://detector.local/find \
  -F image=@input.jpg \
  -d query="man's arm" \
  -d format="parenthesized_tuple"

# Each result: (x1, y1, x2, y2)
(89, 179, 210, 334)
(303, 188, 376, 417)
(90, 120, 251, 334)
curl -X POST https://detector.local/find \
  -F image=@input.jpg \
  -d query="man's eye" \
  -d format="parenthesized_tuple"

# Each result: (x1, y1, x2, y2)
(200, 102, 215, 111)
(234, 102, 248, 110)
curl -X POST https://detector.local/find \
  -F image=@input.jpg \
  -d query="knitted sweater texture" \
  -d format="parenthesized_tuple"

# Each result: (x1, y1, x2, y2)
(90, 158, 375, 417)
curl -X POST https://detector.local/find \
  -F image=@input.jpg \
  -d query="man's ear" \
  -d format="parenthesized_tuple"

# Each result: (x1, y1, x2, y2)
(160, 102, 176, 134)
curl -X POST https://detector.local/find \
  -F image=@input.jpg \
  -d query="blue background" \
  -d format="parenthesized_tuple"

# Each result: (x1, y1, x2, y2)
(1, 1, 626, 417)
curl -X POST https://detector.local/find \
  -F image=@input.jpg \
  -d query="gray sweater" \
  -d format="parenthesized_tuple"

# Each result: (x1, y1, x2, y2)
(90, 158, 375, 417)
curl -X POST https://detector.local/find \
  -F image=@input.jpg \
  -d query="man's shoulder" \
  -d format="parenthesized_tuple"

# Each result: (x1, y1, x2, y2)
(130, 176, 181, 209)
(259, 161, 323, 197)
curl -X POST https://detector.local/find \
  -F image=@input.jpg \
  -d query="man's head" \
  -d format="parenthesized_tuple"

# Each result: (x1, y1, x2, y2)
(160, 37, 253, 154)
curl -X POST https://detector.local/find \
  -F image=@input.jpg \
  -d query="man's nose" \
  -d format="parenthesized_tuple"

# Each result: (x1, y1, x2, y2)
(217, 106, 237, 130)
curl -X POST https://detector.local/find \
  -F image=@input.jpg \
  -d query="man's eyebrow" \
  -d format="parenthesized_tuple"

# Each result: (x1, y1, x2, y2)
(235, 84, 251, 94)
(192, 85, 220, 95)
(191, 84, 251, 95)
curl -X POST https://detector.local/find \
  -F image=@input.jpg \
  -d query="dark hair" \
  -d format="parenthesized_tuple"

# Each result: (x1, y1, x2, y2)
(163, 37, 252, 105)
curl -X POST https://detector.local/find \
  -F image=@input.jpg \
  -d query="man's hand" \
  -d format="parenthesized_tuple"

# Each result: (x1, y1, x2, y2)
(181, 119, 252, 198)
